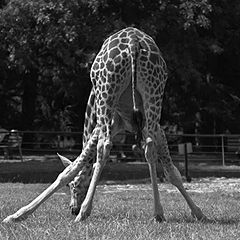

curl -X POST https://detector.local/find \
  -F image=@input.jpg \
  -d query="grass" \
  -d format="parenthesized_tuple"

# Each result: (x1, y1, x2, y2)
(0, 178, 240, 239)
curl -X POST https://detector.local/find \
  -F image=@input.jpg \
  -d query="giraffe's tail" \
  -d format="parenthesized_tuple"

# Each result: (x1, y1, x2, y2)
(129, 35, 144, 146)
(132, 108, 143, 146)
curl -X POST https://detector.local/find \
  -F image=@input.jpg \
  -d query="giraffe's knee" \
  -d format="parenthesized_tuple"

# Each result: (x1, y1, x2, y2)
(145, 137, 157, 162)
(97, 138, 112, 160)
(146, 137, 153, 145)
(104, 139, 112, 151)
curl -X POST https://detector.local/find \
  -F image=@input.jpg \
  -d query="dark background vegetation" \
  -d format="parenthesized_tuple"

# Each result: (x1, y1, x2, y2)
(0, 0, 239, 134)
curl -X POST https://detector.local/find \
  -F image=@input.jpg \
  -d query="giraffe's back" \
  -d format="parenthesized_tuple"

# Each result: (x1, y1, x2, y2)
(90, 27, 167, 131)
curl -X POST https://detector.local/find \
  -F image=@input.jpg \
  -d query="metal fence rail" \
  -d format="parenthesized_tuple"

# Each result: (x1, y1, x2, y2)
(0, 131, 240, 165)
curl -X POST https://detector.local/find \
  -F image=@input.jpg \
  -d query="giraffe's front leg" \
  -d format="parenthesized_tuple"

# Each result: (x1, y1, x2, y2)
(77, 200, 93, 221)
(2, 129, 99, 224)
(75, 138, 112, 222)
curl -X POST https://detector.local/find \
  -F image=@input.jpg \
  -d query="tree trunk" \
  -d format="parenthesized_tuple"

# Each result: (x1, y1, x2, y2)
(21, 69, 37, 148)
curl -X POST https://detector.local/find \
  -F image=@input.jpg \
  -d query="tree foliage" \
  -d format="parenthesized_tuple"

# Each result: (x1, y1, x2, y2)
(0, 0, 239, 133)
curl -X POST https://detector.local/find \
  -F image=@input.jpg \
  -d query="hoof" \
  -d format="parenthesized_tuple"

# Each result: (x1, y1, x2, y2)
(193, 214, 209, 222)
(2, 215, 20, 224)
(3, 212, 29, 223)
(71, 207, 80, 216)
(74, 204, 92, 222)
(191, 207, 208, 221)
(151, 214, 166, 223)
(2, 216, 14, 224)
(74, 211, 90, 222)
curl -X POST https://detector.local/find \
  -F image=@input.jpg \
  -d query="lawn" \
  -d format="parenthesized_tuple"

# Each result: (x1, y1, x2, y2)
(0, 178, 240, 240)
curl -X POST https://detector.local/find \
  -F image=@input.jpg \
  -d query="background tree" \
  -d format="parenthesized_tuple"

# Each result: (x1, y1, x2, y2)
(0, 0, 239, 134)
(0, 0, 93, 131)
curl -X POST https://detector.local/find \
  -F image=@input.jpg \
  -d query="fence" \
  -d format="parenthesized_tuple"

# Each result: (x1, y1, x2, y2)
(0, 130, 240, 166)
(167, 133, 240, 166)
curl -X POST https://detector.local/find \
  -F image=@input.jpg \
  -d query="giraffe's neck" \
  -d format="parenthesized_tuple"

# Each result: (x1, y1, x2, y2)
(71, 88, 97, 197)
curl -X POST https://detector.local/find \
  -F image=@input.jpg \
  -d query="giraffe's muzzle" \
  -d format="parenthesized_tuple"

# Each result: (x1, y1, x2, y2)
(70, 206, 80, 215)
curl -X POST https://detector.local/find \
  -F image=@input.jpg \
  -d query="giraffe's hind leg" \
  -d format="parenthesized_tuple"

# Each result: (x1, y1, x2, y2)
(156, 126, 208, 221)
(144, 136, 165, 222)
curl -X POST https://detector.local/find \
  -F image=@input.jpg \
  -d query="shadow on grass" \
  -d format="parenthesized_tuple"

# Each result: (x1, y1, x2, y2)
(165, 214, 240, 225)
(166, 215, 198, 224)
(208, 217, 240, 225)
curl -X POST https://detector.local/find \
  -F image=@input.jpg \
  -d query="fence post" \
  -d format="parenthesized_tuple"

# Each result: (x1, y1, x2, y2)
(221, 135, 225, 166)
(184, 143, 191, 182)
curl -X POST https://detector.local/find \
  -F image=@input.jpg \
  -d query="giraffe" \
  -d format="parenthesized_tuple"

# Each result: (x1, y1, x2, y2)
(3, 27, 207, 223)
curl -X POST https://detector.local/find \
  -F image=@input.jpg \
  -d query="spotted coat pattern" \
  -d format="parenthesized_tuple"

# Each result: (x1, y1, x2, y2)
(67, 28, 205, 223)
(3, 27, 207, 223)
(68, 27, 169, 215)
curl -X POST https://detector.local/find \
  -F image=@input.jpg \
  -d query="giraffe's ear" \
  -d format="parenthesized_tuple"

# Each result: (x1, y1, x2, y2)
(57, 153, 72, 167)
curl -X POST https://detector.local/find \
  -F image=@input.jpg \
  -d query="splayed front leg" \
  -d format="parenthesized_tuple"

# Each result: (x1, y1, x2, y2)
(2, 130, 98, 223)
(3, 173, 67, 223)
(3, 164, 83, 223)
(75, 138, 112, 222)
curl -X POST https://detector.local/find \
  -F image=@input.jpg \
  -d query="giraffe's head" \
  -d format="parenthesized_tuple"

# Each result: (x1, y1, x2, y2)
(58, 154, 93, 215)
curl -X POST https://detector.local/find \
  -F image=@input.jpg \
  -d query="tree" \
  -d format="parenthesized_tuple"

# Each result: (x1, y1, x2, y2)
(0, 0, 239, 134)
(0, 0, 94, 130)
